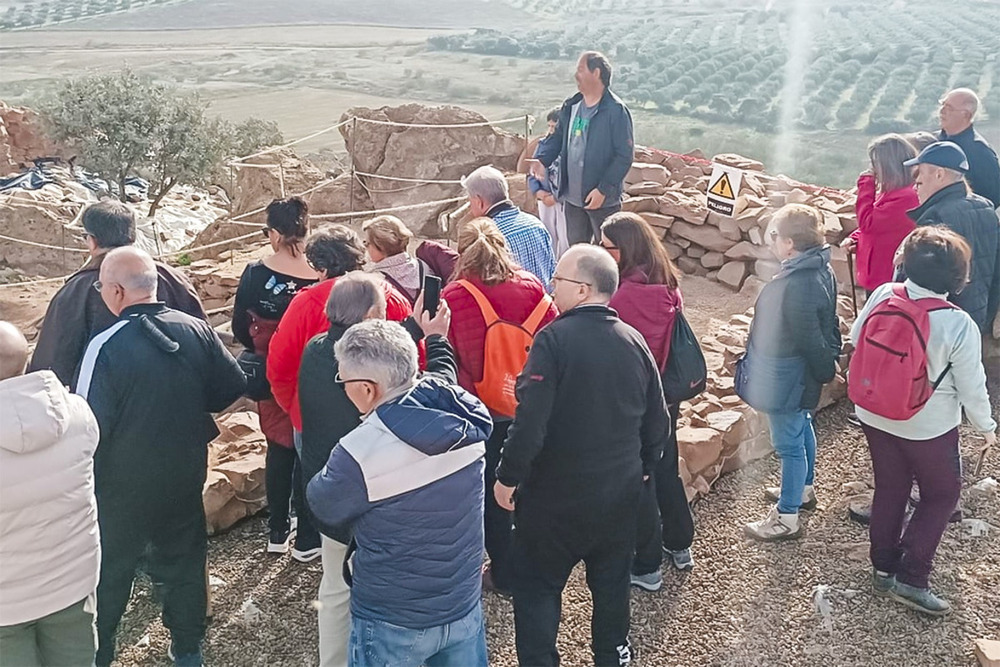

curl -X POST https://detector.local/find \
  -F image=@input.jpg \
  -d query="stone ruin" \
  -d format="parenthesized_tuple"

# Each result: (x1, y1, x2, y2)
(3, 101, 997, 531)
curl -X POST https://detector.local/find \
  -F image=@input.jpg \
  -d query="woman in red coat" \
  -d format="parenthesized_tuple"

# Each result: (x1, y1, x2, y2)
(842, 134, 919, 294)
(441, 217, 557, 593)
(601, 212, 695, 591)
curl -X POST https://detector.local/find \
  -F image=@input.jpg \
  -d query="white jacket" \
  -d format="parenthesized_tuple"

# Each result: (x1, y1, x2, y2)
(0, 370, 101, 626)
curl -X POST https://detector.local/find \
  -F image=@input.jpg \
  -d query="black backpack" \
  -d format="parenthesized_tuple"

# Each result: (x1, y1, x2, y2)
(661, 310, 707, 404)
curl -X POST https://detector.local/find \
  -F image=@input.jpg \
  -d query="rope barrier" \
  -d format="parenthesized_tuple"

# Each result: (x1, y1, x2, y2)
(0, 273, 76, 289)
(228, 118, 353, 164)
(352, 115, 528, 129)
(311, 196, 466, 220)
(158, 229, 264, 258)
(0, 233, 89, 253)
(354, 171, 464, 185)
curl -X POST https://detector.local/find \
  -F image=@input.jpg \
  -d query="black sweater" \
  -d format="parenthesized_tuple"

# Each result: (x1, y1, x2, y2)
(497, 304, 668, 501)
(938, 125, 1000, 209)
(747, 246, 842, 410)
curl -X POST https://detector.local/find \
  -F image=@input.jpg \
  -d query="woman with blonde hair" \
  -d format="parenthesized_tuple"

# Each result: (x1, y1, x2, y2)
(363, 214, 426, 304)
(441, 217, 557, 593)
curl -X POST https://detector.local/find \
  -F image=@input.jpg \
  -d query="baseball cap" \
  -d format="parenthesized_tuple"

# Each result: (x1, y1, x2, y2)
(903, 141, 969, 173)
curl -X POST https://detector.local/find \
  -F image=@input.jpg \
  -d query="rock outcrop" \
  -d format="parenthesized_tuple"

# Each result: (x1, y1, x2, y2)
(0, 101, 64, 175)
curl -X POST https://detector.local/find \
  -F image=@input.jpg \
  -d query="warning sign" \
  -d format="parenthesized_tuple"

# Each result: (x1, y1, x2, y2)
(706, 163, 743, 217)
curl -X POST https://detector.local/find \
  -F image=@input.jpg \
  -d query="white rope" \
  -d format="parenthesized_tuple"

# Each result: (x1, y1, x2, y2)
(353, 115, 527, 129)
(159, 229, 264, 258)
(228, 118, 353, 164)
(0, 233, 89, 253)
(227, 174, 344, 224)
(0, 273, 75, 289)
(310, 196, 466, 220)
(354, 171, 464, 185)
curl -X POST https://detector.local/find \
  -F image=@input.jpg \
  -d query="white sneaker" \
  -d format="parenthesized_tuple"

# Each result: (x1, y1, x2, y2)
(763, 484, 817, 510)
(744, 506, 801, 542)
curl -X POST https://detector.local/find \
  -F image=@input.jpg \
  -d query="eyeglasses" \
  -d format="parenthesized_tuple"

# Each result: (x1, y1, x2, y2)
(93, 281, 103, 292)
(335, 371, 376, 385)
(261, 226, 272, 239)
(600, 242, 618, 250)
(550, 275, 591, 288)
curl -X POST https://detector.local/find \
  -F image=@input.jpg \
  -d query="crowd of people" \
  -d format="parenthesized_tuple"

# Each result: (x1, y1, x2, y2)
(1, 49, 998, 667)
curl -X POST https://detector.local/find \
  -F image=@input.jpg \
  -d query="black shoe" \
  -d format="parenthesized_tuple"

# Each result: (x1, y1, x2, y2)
(847, 413, 862, 427)
(267, 528, 293, 554)
(848, 500, 871, 526)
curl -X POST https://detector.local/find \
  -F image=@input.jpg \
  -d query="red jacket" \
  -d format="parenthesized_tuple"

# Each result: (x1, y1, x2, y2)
(850, 173, 918, 291)
(267, 278, 413, 430)
(608, 268, 683, 370)
(442, 270, 558, 396)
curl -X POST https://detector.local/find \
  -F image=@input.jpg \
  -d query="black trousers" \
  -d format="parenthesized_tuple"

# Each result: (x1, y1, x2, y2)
(485, 420, 514, 589)
(267, 440, 319, 550)
(563, 202, 621, 245)
(634, 404, 695, 574)
(511, 483, 639, 667)
(95, 494, 207, 667)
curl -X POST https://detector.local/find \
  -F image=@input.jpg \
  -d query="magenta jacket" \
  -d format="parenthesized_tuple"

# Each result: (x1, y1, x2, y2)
(608, 267, 682, 370)
(850, 173, 918, 291)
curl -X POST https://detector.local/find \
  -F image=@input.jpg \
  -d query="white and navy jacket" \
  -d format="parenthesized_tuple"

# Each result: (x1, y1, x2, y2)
(307, 371, 491, 630)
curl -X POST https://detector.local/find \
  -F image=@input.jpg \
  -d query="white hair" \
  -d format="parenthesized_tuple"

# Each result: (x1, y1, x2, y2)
(326, 271, 387, 326)
(947, 88, 980, 119)
(334, 319, 418, 394)
(104, 246, 158, 295)
(462, 165, 509, 207)
(566, 244, 619, 298)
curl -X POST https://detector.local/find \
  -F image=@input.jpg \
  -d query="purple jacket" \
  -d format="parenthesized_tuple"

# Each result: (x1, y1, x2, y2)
(608, 268, 682, 370)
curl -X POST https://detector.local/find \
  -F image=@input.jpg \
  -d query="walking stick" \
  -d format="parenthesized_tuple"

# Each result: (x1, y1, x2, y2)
(846, 249, 858, 318)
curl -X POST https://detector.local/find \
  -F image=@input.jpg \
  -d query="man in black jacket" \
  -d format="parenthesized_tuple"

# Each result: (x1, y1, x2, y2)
(29, 200, 206, 388)
(531, 51, 634, 246)
(936, 88, 1000, 208)
(494, 245, 668, 667)
(905, 141, 1000, 333)
(76, 247, 245, 667)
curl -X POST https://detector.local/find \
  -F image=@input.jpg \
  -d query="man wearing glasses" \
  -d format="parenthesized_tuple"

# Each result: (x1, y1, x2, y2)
(29, 200, 205, 388)
(493, 245, 669, 667)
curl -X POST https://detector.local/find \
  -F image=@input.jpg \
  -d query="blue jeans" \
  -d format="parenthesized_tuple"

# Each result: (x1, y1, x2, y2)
(348, 604, 487, 667)
(767, 410, 816, 514)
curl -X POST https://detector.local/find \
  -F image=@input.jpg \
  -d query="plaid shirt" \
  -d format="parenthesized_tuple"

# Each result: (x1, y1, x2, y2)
(488, 202, 556, 287)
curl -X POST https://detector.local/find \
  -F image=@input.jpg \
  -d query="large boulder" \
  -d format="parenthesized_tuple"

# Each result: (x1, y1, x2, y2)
(0, 101, 65, 175)
(340, 104, 524, 236)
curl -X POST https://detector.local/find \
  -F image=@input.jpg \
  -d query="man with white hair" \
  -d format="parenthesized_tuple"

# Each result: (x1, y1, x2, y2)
(936, 88, 1000, 208)
(493, 245, 669, 666)
(307, 316, 492, 667)
(464, 164, 556, 286)
(0, 321, 101, 667)
(904, 142, 1000, 334)
(76, 246, 246, 667)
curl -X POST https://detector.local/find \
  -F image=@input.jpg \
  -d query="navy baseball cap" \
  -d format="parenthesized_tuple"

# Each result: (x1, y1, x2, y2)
(903, 141, 969, 173)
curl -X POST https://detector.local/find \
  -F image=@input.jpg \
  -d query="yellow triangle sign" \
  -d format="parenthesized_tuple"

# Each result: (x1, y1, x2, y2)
(709, 171, 735, 199)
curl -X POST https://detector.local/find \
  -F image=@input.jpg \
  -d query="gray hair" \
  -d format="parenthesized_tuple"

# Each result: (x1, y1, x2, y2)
(941, 166, 967, 184)
(462, 165, 509, 207)
(946, 88, 979, 119)
(326, 271, 387, 326)
(569, 244, 619, 298)
(103, 246, 158, 295)
(334, 319, 418, 395)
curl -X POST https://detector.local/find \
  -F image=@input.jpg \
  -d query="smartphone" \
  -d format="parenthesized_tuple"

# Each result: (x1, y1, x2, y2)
(422, 275, 442, 318)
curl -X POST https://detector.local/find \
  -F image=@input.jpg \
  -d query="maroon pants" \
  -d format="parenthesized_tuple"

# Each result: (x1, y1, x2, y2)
(862, 424, 961, 589)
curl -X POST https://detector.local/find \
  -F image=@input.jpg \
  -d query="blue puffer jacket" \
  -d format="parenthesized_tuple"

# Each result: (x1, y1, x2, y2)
(306, 375, 491, 629)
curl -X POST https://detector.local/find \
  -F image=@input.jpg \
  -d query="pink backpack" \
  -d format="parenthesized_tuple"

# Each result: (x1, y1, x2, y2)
(848, 284, 956, 420)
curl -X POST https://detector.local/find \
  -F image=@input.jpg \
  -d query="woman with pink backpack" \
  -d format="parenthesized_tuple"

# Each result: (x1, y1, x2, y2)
(849, 226, 996, 617)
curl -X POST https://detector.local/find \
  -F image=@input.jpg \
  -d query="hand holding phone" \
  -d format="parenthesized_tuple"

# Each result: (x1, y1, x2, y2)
(421, 275, 442, 318)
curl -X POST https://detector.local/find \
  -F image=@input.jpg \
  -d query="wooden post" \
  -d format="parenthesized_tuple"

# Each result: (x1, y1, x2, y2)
(228, 164, 235, 215)
(278, 162, 286, 198)
(349, 117, 357, 225)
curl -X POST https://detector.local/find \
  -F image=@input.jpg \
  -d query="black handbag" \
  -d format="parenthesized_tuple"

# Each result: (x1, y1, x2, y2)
(237, 349, 272, 401)
(661, 310, 707, 404)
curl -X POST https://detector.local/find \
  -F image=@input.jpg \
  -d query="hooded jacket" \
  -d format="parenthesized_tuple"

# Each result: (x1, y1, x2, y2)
(849, 173, 918, 291)
(746, 246, 842, 410)
(907, 181, 1000, 333)
(535, 88, 634, 206)
(307, 373, 491, 630)
(76, 303, 246, 507)
(0, 370, 100, 626)
(28, 252, 206, 388)
(608, 267, 683, 370)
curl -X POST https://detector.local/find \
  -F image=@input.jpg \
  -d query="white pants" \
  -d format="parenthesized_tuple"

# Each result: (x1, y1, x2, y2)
(538, 199, 569, 259)
(318, 537, 351, 667)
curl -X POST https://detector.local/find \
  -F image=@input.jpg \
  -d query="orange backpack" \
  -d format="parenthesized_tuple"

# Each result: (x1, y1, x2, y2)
(457, 279, 552, 418)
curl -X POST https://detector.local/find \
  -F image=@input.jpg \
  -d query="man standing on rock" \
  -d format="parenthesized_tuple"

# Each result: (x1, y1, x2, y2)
(494, 245, 668, 667)
(29, 200, 205, 388)
(76, 247, 245, 667)
(530, 51, 634, 245)
(463, 165, 556, 286)
(936, 88, 1000, 208)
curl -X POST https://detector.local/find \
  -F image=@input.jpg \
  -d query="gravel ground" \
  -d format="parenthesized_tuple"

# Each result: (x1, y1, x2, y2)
(109, 384, 999, 667)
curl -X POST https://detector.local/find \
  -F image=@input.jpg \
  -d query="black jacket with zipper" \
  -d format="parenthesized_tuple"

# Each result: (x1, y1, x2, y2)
(76, 303, 245, 510)
(746, 246, 842, 410)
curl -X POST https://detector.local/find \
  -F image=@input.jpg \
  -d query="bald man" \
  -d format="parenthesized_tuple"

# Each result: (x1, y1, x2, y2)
(937, 88, 1000, 208)
(76, 247, 245, 667)
(1, 321, 101, 667)
(494, 246, 668, 667)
